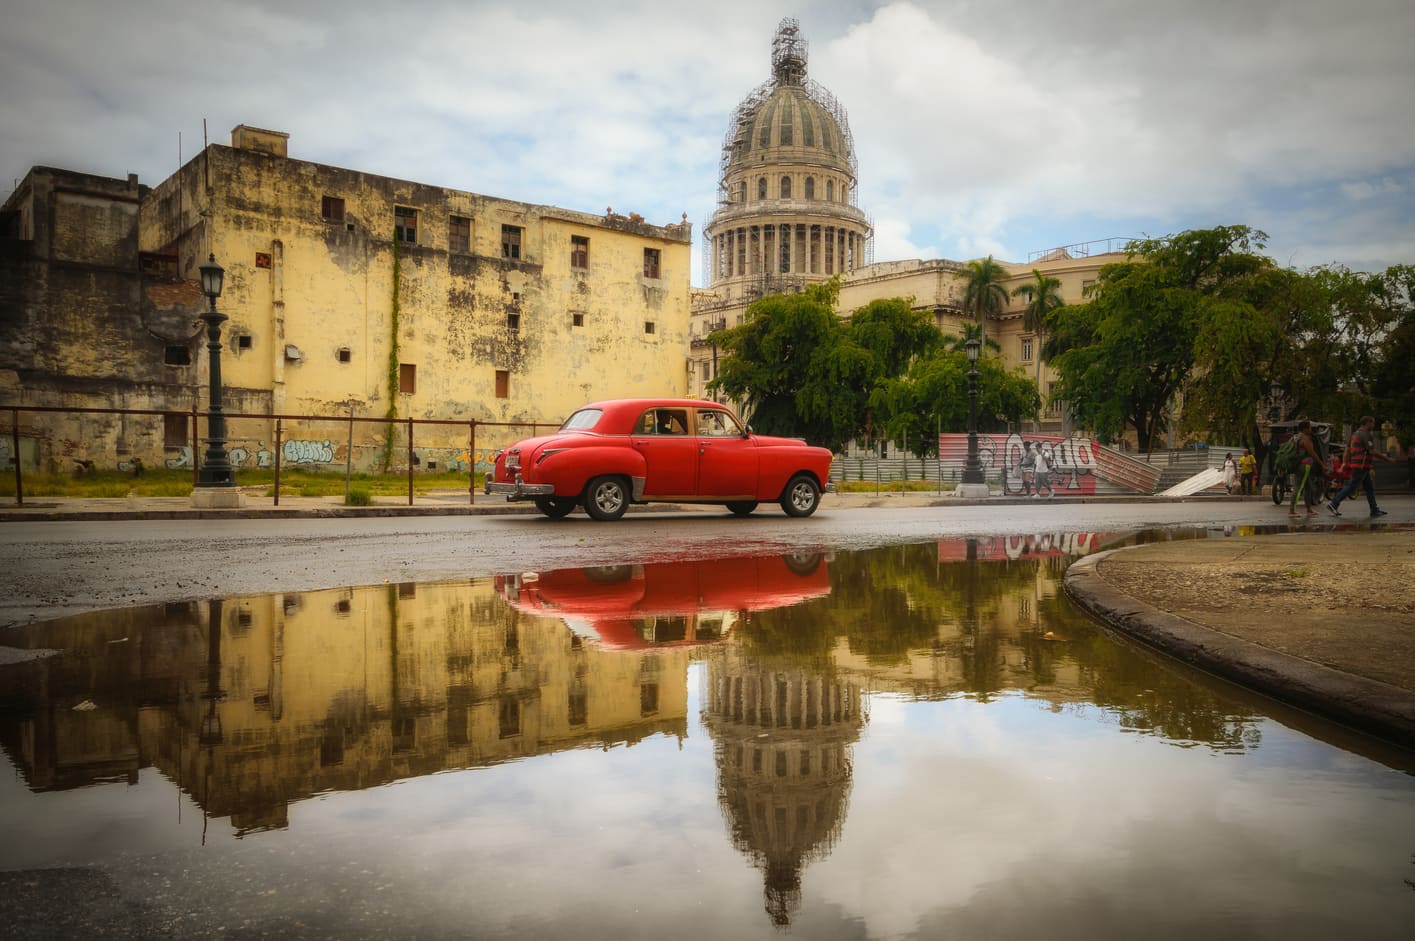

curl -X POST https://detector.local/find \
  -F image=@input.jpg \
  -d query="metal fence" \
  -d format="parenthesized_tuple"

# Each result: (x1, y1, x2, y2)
(1, 404, 555, 506)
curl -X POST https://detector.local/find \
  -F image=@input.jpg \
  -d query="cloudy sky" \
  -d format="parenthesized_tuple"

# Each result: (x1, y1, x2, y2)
(4, 0, 1413, 283)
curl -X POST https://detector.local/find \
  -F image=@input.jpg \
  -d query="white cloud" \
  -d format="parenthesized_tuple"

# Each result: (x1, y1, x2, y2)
(2, 0, 1412, 276)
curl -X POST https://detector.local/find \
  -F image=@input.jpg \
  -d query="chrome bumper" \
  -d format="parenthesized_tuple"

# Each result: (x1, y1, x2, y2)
(485, 477, 555, 500)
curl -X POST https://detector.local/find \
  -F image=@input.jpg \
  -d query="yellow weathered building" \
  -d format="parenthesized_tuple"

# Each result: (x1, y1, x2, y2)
(2, 126, 693, 473)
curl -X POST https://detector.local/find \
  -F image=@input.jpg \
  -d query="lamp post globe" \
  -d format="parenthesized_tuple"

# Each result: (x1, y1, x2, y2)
(193, 253, 239, 502)
(958, 337, 989, 496)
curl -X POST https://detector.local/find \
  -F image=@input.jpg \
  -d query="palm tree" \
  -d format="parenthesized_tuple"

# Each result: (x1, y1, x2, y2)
(1011, 269, 1063, 431)
(941, 321, 1001, 355)
(1011, 268, 1063, 388)
(959, 255, 1009, 350)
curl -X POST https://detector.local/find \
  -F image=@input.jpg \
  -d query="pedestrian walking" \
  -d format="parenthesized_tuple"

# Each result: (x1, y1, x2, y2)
(1222, 452, 1239, 494)
(1020, 441, 1035, 497)
(1328, 415, 1393, 517)
(1288, 420, 1326, 517)
(1035, 446, 1056, 498)
(1238, 448, 1257, 495)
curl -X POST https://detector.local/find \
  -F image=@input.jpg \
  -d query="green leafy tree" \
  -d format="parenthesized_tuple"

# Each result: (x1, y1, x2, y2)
(871, 348, 1040, 457)
(708, 280, 855, 449)
(1046, 225, 1273, 451)
(710, 285, 943, 453)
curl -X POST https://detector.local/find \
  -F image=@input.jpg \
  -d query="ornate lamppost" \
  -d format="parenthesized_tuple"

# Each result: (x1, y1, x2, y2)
(957, 337, 990, 498)
(192, 254, 243, 507)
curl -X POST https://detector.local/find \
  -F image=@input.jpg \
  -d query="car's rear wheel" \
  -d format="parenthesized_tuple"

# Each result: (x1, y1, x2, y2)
(779, 475, 821, 518)
(584, 476, 630, 521)
(534, 496, 577, 519)
(726, 501, 758, 517)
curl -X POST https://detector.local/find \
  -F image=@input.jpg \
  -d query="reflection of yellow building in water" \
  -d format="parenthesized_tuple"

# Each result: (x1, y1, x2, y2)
(1, 581, 688, 832)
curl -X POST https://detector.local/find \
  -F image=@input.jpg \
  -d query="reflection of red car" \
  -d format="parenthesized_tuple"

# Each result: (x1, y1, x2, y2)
(494, 553, 830, 649)
(484, 398, 833, 520)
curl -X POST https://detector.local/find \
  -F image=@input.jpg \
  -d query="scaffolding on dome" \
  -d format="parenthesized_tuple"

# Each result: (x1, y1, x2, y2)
(716, 17, 859, 207)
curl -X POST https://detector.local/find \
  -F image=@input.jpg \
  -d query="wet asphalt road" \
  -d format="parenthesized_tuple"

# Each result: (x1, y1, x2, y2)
(3, 498, 1404, 631)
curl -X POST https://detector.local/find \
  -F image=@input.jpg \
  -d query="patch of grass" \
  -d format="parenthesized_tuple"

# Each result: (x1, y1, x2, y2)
(1284, 568, 1310, 579)
(345, 489, 373, 507)
(1, 466, 482, 499)
(0, 468, 198, 498)
(837, 479, 949, 494)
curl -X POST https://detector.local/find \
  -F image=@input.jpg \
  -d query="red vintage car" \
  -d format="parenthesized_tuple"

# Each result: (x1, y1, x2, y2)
(484, 398, 834, 520)
(494, 553, 831, 649)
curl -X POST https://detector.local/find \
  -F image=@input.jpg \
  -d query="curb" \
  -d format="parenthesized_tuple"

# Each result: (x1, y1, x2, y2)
(1064, 548, 1415, 750)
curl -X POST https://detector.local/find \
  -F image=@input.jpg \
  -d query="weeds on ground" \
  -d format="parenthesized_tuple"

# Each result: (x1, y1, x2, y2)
(0, 467, 481, 499)
(836, 479, 951, 494)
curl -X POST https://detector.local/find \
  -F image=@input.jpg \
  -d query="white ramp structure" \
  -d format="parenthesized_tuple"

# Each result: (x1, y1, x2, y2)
(1160, 467, 1225, 497)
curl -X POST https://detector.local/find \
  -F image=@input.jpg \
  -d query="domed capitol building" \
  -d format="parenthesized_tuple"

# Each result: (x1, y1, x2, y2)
(690, 18, 1123, 434)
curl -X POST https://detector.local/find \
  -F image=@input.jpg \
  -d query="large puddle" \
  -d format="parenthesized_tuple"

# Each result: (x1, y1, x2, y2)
(2, 532, 1412, 939)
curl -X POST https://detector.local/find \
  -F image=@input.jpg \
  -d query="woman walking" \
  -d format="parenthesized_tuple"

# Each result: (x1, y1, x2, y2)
(1288, 420, 1327, 517)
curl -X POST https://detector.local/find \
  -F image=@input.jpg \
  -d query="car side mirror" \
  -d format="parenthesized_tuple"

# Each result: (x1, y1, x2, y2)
(744, 425, 753, 436)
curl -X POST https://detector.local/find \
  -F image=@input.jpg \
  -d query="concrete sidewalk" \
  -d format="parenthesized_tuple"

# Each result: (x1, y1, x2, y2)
(0, 487, 1266, 521)
(1066, 530, 1415, 749)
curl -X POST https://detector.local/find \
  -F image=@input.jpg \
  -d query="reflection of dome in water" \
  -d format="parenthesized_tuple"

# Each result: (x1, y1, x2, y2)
(701, 647, 865, 927)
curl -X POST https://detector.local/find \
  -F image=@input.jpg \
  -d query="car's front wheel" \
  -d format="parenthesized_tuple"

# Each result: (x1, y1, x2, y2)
(534, 496, 577, 519)
(726, 501, 758, 517)
(779, 475, 821, 518)
(584, 476, 630, 521)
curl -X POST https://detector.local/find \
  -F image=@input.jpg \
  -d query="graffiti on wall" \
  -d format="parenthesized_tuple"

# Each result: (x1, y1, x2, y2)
(939, 433, 1100, 495)
(229, 444, 275, 468)
(165, 446, 193, 469)
(282, 439, 335, 464)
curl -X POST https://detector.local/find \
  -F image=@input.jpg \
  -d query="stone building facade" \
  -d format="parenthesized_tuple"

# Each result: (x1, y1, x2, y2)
(1, 126, 693, 473)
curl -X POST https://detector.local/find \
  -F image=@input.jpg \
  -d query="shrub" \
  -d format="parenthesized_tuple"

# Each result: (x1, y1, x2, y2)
(345, 489, 373, 506)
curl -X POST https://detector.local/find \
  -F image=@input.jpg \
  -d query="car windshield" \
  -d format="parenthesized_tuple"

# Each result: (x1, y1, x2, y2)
(559, 408, 603, 432)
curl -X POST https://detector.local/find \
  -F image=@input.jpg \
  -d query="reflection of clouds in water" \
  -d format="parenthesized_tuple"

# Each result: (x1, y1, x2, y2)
(814, 700, 1415, 939)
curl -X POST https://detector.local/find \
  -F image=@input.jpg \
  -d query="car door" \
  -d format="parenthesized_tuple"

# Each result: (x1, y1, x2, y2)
(693, 407, 759, 498)
(631, 407, 698, 497)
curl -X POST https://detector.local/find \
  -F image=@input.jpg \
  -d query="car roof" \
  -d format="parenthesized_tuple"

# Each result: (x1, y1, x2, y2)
(567, 398, 738, 436)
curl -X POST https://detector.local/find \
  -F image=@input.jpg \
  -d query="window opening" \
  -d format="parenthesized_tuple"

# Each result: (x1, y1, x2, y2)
(501, 224, 523, 259)
(449, 215, 471, 253)
(164, 413, 187, 448)
(571, 235, 589, 269)
(337, 347, 351, 363)
(643, 247, 660, 279)
(394, 206, 418, 243)
(399, 363, 416, 394)
(495, 370, 509, 398)
(507, 312, 520, 330)
(780, 176, 791, 199)
(322, 195, 345, 223)
(164, 345, 190, 366)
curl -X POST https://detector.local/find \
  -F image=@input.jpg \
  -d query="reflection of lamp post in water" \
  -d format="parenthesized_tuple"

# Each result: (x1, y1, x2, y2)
(199, 599, 225, 746)
(957, 338, 990, 498)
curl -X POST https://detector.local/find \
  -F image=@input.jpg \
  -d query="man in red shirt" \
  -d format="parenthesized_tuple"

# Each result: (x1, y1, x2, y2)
(1327, 415, 1393, 517)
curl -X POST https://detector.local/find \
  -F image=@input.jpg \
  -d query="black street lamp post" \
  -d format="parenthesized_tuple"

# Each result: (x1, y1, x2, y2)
(195, 254, 235, 491)
(961, 337, 985, 486)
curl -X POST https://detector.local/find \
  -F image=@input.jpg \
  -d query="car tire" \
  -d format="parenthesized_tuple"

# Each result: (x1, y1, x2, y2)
(726, 501, 758, 517)
(584, 475, 630, 521)
(779, 475, 821, 518)
(533, 496, 577, 520)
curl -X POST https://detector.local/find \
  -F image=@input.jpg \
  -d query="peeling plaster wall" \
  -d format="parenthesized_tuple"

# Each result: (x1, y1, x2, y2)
(142, 144, 694, 463)
(0, 168, 229, 470)
(1, 141, 693, 472)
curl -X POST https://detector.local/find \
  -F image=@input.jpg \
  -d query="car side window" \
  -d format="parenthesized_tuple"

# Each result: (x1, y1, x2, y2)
(696, 409, 741, 437)
(637, 408, 688, 435)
